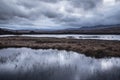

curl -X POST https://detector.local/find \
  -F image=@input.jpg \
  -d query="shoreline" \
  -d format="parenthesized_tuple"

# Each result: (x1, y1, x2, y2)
(0, 33, 120, 35)
(0, 36, 120, 58)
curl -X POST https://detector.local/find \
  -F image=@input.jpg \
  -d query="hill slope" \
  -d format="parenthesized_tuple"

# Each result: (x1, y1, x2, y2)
(0, 26, 120, 34)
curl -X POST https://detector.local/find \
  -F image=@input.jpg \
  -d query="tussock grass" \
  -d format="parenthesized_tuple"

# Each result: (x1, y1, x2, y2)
(0, 36, 120, 58)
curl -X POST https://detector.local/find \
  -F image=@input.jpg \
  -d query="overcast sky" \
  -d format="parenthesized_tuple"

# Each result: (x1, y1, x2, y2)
(0, 0, 120, 30)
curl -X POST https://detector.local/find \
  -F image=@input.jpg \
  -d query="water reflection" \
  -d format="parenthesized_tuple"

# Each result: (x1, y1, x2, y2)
(0, 48, 120, 80)
(0, 35, 120, 41)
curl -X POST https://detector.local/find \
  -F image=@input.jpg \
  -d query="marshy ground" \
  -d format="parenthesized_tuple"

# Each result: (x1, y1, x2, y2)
(0, 36, 120, 58)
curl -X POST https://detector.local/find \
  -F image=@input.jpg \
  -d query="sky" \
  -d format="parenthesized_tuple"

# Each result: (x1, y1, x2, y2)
(0, 0, 120, 30)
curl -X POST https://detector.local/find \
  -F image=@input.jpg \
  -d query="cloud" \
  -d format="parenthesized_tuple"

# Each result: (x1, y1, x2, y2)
(0, 0, 120, 29)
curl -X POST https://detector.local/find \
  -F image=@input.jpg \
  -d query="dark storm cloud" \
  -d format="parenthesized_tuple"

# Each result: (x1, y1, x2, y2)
(0, 0, 120, 29)
(70, 0, 102, 10)
(0, 0, 29, 20)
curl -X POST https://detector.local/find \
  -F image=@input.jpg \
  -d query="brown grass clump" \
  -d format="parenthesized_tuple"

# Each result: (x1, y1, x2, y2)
(0, 36, 120, 58)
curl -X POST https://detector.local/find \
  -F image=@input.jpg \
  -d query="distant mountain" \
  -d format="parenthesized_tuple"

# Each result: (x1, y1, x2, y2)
(0, 25, 120, 34)
(55, 25, 120, 34)
(0, 28, 15, 34)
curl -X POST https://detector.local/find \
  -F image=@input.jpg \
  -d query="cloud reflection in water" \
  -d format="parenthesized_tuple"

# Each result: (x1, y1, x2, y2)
(0, 48, 120, 80)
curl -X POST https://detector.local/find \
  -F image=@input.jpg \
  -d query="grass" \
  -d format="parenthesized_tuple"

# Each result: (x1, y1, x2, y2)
(0, 36, 120, 58)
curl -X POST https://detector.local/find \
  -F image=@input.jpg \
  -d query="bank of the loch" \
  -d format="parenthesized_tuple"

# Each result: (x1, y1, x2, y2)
(0, 36, 120, 58)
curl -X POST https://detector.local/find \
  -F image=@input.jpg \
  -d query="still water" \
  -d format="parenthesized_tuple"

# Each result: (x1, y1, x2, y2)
(0, 34, 120, 41)
(0, 48, 120, 80)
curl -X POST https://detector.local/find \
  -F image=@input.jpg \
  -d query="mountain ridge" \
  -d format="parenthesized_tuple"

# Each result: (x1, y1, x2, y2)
(0, 25, 120, 34)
